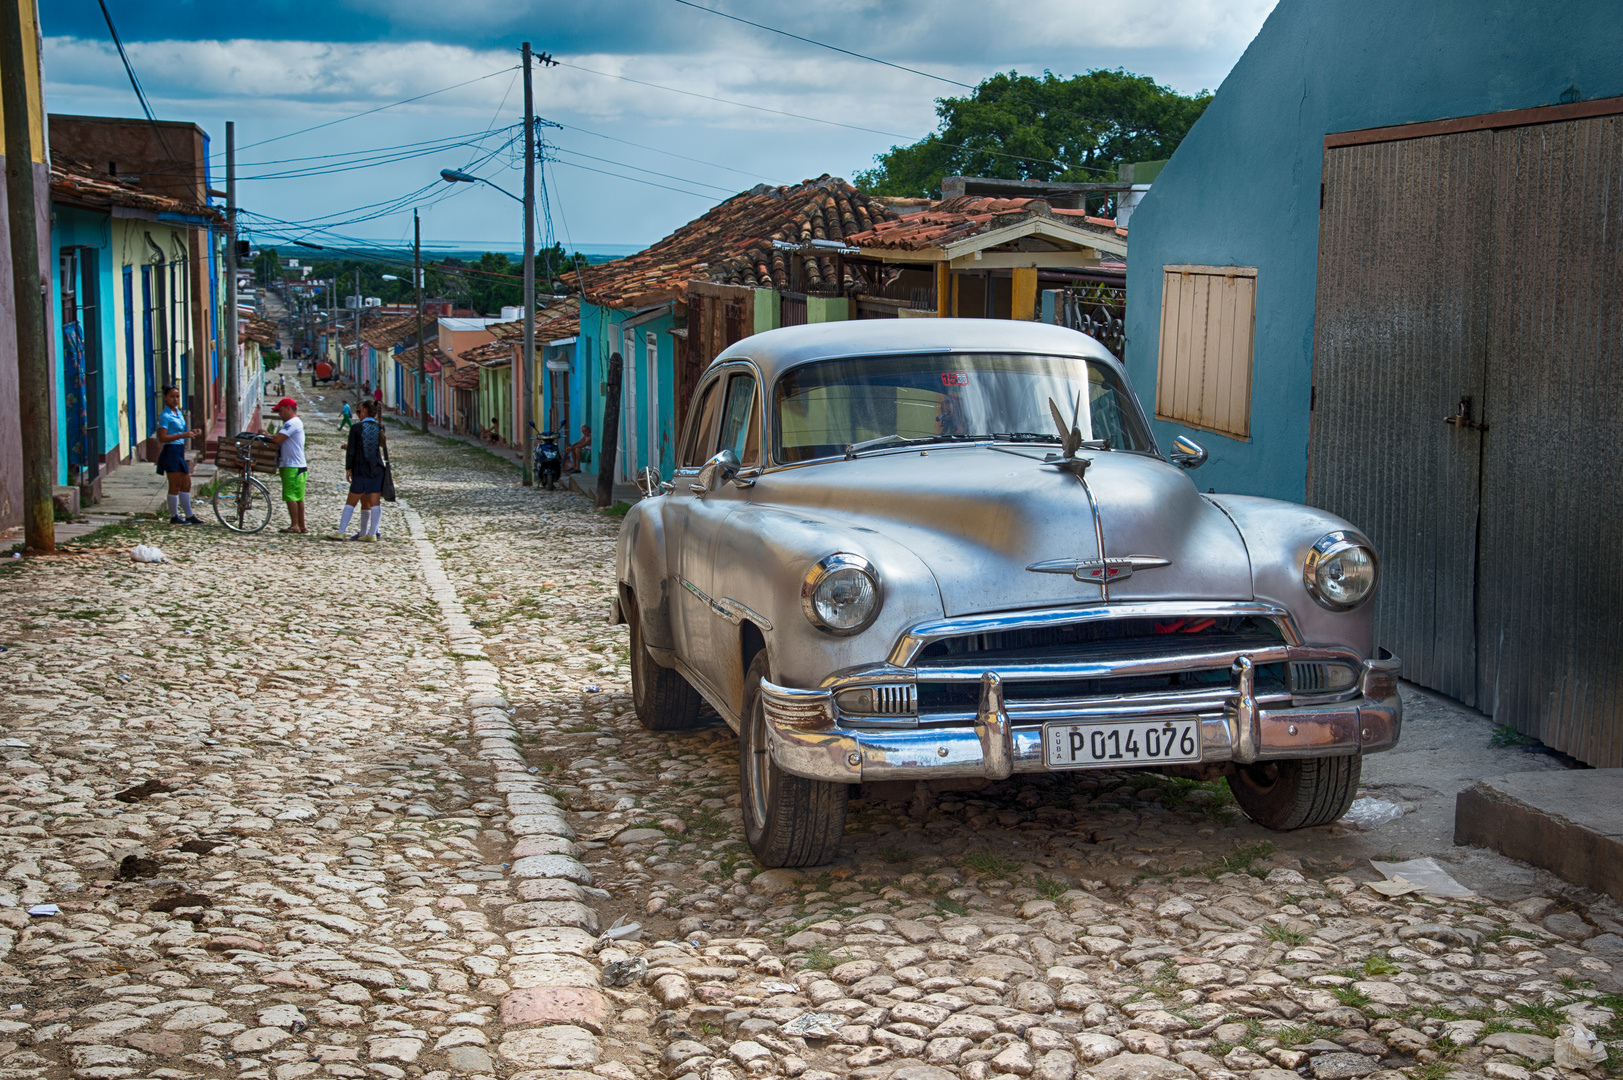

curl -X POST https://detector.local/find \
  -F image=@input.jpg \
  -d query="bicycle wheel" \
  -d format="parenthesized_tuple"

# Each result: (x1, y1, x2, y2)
(213, 474, 273, 534)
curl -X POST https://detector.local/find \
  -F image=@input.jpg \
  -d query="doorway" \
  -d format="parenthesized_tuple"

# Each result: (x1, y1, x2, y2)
(1308, 107, 1623, 767)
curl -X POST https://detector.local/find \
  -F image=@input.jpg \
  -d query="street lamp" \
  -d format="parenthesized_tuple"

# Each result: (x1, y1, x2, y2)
(441, 163, 537, 486)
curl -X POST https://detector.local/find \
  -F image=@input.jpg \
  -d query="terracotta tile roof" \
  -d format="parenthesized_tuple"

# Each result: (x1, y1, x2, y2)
(845, 196, 1125, 252)
(581, 175, 898, 309)
(459, 339, 515, 365)
(49, 160, 224, 223)
(362, 314, 431, 351)
(241, 317, 278, 346)
(396, 341, 449, 372)
(447, 364, 481, 390)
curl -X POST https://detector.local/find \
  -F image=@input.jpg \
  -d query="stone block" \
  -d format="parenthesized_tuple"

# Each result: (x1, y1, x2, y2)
(501, 988, 612, 1034)
(1455, 770, 1623, 905)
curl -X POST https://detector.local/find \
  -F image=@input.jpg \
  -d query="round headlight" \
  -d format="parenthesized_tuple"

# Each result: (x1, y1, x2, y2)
(802, 553, 881, 634)
(1303, 531, 1379, 610)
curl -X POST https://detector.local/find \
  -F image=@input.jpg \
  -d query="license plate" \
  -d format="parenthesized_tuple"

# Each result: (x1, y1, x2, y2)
(1044, 717, 1202, 769)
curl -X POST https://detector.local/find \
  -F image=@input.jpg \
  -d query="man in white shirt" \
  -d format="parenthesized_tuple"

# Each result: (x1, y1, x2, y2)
(271, 397, 309, 534)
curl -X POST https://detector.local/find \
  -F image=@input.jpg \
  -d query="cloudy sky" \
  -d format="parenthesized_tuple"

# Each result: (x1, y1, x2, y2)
(40, 0, 1277, 256)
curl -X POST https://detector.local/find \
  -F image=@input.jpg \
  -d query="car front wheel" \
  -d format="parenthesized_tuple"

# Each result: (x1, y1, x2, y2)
(740, 652, 847, 867)
(1228, 755, 1361, 830)
(628, 597, 702, 731)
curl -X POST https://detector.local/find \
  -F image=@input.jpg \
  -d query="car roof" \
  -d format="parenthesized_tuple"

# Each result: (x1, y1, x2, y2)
(710, 318, 1116, 382)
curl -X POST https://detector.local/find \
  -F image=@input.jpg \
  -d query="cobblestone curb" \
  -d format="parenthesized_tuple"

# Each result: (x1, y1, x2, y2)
(403, 503, 605, 1077)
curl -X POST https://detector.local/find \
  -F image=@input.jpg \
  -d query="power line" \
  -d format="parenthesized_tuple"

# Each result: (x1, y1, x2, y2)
(95, 0, 158, 123)
(551, 118, 780, 183)
(230, 66, 521, 155)
(549, 159, 720, 201)
(549, 146, 737, 194)
(554, 59, 1113, 177)
(665, 0, 974, 89)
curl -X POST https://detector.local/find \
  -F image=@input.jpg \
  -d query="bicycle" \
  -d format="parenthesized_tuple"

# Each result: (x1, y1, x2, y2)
(212, 433, 276, 534)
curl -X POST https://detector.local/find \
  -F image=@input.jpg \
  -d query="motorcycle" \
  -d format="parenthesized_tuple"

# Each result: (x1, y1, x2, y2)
(532, 425, 561, 490)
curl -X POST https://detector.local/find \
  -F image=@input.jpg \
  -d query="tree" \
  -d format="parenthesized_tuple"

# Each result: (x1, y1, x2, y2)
(855, 69, 1211, 205)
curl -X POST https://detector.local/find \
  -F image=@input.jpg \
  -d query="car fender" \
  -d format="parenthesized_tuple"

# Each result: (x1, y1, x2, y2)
(615, 499, 675, 654)
(710, 504, 946, 690)
(1206, 494, 1376, 656)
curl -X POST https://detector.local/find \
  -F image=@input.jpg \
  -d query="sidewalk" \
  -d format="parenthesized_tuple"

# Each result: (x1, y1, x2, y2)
(93, 457, 217, 517)
(566, 468, 642, 505)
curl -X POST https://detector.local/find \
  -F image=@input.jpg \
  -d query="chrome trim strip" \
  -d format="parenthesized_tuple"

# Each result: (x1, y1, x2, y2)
(888, 601, 1302, 666)
(716, 597, 773, 632)
(1077, 472, 1110, 599)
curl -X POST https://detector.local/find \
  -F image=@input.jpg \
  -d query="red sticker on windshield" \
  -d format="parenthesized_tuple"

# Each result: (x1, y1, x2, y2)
(941, 372, 968, 386)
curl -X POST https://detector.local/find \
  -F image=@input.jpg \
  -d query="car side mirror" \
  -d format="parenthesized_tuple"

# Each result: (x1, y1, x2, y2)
(691, 449, 739, 495)
(636, 466, 664, 498)
(1170, 435, 1207, 469)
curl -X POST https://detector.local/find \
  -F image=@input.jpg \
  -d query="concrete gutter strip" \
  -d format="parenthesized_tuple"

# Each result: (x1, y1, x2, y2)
(1455, 769, 1623, 905)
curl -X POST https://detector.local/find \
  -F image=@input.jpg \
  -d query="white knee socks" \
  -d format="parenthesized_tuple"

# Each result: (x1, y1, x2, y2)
(368, 506, 383, 536)
(338, 505, 355, 533)
(167, 495, 179, 517)
(178, 493, 191, 517)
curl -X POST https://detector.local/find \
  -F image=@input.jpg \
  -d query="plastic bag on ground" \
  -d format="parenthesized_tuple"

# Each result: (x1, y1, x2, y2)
(130, 544, 165, 563)
(1341, 797, 1404, 829)
(1368, 857, 1476, 898)
(1553, 1021, 1607, 1070)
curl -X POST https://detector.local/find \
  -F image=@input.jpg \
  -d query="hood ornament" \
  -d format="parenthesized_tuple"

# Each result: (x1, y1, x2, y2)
(1044, 395, 1090, 475)
(1027, 555, 1172, 585)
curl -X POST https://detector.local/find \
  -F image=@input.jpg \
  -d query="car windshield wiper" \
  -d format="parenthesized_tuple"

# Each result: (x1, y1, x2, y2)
(844, 434, 984, 458)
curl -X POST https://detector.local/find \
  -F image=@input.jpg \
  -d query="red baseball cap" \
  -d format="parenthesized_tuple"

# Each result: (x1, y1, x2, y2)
(274, 397, 298, 411)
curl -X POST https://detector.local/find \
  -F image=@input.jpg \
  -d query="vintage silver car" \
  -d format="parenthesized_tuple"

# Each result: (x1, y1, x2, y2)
(613, 320, 1400, 867)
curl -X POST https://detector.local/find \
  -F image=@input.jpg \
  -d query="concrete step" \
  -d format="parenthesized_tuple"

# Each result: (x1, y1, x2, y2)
(1455, 769, 1623, 903)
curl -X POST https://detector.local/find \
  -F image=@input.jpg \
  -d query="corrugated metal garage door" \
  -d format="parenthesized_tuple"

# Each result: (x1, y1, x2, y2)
(1308, 109, 1623, 767)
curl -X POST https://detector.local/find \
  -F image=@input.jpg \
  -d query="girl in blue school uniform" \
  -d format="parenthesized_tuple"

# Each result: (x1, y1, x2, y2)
(156, 385, 204, 525)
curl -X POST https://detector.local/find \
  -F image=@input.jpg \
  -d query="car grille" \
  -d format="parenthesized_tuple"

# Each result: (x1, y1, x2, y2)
(910, 614, 1290, 722)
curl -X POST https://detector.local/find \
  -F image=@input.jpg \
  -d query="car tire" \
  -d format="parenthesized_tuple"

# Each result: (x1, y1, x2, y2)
(628, 596, 702, 731)
(740, 652, 847, 868)
(1228, 754, 1361, 830)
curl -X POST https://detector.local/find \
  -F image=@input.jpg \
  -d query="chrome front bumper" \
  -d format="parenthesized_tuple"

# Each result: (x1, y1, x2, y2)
(760, 654, 1402, 785)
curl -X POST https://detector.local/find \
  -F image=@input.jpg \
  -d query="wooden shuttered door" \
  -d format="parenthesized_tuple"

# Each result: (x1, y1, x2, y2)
(1155, 265, 1257, 439)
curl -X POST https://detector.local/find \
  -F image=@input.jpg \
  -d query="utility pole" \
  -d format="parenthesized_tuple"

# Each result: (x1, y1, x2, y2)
(1, 0, 53, 553)
(414, 209, 427, 435)
(354, 267, 361, 391)
(225, 121, 239, 436)
(520, 41, 536, 486)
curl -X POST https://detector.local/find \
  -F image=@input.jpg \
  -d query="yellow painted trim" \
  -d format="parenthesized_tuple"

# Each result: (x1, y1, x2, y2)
(1012, 267, 1038, 321)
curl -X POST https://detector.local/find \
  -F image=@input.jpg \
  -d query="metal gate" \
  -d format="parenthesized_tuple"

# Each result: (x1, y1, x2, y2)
(1308, 110, 1623, 766)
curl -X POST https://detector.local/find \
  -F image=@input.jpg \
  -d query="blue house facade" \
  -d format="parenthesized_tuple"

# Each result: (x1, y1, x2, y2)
(1124, 1, 1623, 502)
(1125, 1, 1623, 768)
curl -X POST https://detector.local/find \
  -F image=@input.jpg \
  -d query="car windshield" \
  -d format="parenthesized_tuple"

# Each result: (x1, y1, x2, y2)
(773, 352, 1152, 464)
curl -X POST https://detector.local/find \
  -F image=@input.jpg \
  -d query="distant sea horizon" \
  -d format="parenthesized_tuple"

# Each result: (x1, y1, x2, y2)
(426, 243, 641, 266)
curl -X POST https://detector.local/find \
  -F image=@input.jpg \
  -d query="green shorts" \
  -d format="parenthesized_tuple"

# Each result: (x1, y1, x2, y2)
(279, 466, 308, 502)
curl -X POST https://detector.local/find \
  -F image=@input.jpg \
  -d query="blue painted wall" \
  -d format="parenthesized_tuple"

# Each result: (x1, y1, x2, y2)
(571, 302, 678, 480)
(1124, 0, 1623, 502)
(50, 206, 118, 485)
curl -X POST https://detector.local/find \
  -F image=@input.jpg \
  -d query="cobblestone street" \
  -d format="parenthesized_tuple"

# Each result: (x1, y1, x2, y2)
(0, 387, 1619, 1080)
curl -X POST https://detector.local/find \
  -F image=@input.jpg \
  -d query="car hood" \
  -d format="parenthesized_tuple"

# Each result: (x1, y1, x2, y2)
(755, 447, 1252, 617)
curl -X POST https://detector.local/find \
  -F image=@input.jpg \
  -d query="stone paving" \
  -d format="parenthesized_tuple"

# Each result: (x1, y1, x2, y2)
(0, 384, 1618, 1080)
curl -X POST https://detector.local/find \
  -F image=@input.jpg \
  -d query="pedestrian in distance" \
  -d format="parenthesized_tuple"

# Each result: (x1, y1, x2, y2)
(373, 383, 383, 408)
(337, 401, 353, 431)
(563, 423, 592, 474)
(270, 396, 308, 534)
(336, 398, 388, 542)
(483, 417, 501, 444)
(155, 386, 204, 525)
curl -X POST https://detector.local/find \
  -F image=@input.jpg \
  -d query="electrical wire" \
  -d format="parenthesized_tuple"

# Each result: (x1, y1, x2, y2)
(665, 0, 974, 89)
(548, 146, 738, 194)
(554, 59, 1114, 177)
(548, 117, 780, 183)
(228, 65, 522, 155)
(548, 159, 720, 201)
